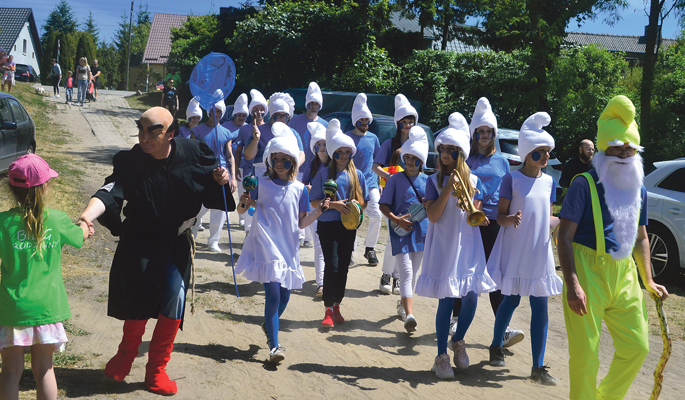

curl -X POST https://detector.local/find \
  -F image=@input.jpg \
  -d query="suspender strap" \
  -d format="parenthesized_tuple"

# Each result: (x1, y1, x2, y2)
(571, 172, 606, 266)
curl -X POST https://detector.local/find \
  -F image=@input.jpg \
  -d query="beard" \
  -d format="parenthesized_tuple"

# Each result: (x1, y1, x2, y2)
(579, 152, 592, 164)
(593, 151, 644, 260)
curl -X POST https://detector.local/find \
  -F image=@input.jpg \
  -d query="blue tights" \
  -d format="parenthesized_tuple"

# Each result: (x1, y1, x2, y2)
(491, 295, 549, 368)
(436, 291, 477, 356)
(263, 282, 291, 349)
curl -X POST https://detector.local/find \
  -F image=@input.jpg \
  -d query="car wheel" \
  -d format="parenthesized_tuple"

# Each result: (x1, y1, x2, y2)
(647, 223, 681, 284)
(27, 144, 35, 154)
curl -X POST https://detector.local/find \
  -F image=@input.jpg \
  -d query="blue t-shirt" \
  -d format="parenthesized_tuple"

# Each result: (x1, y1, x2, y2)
(288, 114, 328, 167)
(221, 120, 244, 156)
(344, 130, 380, 190)
(250, 177, 309, 213)
(310, 167, 369, 222)
(425, 174, 484, 202)
(239, 124, 303, 165)
(301, 159, 329, 186)
(178, 125, 192, 139)
(467, 152, 510, 220)
(374, 138, 406, 169)
(379, 172, 429, 255)
(559, 169, 647, 254)
(499, 172, 557, 202)
(189, 123, 218, 141)
(203, 126, 232, 168)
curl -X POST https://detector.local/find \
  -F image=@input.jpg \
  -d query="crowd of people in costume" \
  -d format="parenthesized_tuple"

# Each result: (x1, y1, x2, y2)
(0, 81, 669, 399)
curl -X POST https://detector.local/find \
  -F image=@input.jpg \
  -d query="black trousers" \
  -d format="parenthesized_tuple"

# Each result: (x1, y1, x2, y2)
(52, 76, 61, 94)
(317, 220, 357, 308)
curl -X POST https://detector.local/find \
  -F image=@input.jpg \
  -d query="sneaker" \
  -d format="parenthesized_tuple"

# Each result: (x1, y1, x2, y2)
(396, 300, 407, 321)
(449, 339, 469, 369)
(239, 220, 245, 227)
(302, 241, 313, 248)
(404, 314, 417, 332)
(531, 365, 557, 386)
(197, 224, 205, 231)
(364, 248, 379, 265)
(431, 353, 454, 379)
(261, 322, 270, 347)
(268, 346, 285, 364)
(489, 346, 505, 366)
(299, 238, 304, 247)
(503, 327, 525, 348)
(332, 305, 345, 324)
(314, 286, 323, 298)
(208, 242, 222, 253)
(379, 273, 392, 294)
(448, 316, 458, 336)
(56, 94, 60, 98)
(392, 277, 401, 295)
(321, 308, 334, 328)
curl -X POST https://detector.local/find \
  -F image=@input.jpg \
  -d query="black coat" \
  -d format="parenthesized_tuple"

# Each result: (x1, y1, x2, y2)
(94, 138, 235, 321)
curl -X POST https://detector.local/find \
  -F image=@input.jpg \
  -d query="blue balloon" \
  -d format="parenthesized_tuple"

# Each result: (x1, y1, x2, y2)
(248, 207, 255, 216)
(189, 52, 237, 111)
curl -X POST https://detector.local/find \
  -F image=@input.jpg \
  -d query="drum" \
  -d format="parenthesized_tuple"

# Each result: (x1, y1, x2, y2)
(390, 202, 426, 237)
(341, 201, 364, 230)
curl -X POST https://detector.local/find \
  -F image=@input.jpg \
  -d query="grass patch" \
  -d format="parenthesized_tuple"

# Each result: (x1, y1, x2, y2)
(52, 352, 85, 368)
(125, 91, 161, 112)
(63, 320, 90, 337)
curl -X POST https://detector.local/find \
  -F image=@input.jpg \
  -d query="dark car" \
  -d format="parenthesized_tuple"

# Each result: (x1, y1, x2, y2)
(0, 93, 37, 172)
(322, 112, 437, 174)
(14, 64, 38, 82)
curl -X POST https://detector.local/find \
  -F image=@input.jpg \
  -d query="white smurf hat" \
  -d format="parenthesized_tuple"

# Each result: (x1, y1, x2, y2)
(518, 112, 555, 161)
(306, 82, 323, 110)
(469, 97, 497, 138)
(435, 112, 471, 156)
(394, 94, 419, 128)
(326, 118, 357, 158)
(233, 93, 248, 115)
(265, 122, 300, 168)
(248, 89, 268, 115)
(186, 98, 202, 119)
(351, 93, 373, 126)
(213, 100, 226, 118)
(400, 126, 429, 166)
(308, 122, 327, 155)
(268, 92, 296, 118)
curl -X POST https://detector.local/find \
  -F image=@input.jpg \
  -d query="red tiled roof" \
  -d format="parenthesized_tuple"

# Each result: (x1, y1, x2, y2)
(143, 13, 188, 64)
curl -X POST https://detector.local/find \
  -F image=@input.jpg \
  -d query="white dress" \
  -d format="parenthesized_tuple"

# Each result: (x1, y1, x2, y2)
(235, 178, 306, 290)
(487, 170, 563, 297)
(415, 173, 496, 299)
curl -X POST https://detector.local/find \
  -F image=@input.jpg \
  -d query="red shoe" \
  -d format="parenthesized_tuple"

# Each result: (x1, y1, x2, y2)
(104, 319, 147, 381)
(145, 315, 181, 395)
(321, 308, 334, 328)
(332, 305, 345, 324)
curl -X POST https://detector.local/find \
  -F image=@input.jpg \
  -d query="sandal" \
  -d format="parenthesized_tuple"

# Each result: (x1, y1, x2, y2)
(315, 286, 323, 298)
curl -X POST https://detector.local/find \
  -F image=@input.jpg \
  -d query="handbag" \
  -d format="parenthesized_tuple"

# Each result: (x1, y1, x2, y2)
(389, 172, 427, 237)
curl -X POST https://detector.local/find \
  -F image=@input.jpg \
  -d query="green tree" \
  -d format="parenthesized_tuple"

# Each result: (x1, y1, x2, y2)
(73, 32, 98, 71)
(41, 0, 78, 48)
(83, 11, 100, 44)
(109, 5, 152, 90)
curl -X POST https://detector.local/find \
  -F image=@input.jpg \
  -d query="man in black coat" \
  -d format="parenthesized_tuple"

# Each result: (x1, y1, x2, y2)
(560, 139, 595, 187)
(79, 107, 233, 395)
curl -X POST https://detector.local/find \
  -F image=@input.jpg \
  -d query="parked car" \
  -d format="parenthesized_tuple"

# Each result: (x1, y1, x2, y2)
(155, 80, 165, 90)
(435, 126, 563, 195)
(322, 112, 437, 174)
(14, 64, 38, 82)
(644, 158, 685, 283)
(0, 93, 37, 172)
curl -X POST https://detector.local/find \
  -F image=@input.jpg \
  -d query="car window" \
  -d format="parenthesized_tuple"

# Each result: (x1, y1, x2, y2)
(499, 138, 519, 155)
(7, 99, 28, 124)
(0, 99, 11, 124)
(337, 115, 352, 131)
(657, 167, 685, 193)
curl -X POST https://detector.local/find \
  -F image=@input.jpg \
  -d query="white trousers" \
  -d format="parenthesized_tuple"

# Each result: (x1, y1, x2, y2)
(381, 218, 399, 278)
(193, 206, 226, 245)
(311, 220, 325, 286)
(364, 187, 382, 248)
(396, 251, 423, 298)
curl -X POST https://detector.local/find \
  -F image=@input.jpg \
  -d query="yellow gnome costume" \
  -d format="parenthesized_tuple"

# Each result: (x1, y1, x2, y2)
(559, 95, 659, 400)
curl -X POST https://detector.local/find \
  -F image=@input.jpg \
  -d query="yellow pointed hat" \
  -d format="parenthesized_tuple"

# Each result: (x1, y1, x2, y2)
(596, 95, 641, 152)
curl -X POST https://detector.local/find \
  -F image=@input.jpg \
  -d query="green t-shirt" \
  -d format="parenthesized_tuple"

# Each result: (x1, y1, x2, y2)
(0, 208, 83, 326)
(165, 72, 182, 89)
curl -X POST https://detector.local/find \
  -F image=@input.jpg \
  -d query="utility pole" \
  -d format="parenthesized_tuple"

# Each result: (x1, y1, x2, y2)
(126, 0, 133, 91)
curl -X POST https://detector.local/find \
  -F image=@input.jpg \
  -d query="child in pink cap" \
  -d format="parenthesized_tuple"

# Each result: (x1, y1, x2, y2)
(0, 154, 90, 400)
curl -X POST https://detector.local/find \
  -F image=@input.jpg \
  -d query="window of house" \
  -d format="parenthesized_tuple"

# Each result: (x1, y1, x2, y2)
(23, 39, 27, 55)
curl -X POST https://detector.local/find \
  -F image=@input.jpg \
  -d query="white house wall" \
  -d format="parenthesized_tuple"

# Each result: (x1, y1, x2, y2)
(10, 22, 41, 76)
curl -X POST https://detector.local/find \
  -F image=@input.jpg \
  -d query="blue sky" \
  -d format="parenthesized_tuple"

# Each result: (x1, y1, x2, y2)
(26, 0, 683, 44)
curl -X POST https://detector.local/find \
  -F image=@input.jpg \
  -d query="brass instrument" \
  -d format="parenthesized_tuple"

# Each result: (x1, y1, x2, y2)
(451, 169, 486, 226)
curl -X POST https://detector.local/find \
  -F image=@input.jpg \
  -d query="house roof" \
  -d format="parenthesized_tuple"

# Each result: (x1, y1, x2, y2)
(564, 32, 677, 54)
(0, 8, 42, 59)
(142, 13, 188, 64)
(390, 11, 438, 40)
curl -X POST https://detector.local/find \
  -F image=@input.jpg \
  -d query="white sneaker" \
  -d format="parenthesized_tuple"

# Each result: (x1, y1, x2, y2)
(448, 316, 458, 336)
(392, 277, 401, 295)
(239, 220, 245, 227)
(197, 224, 205, 231)
(396, 300, 407, 321)
(379, 273, 392, 294)
(56, 94, 60, 98)
(431, 353, 454, 379)
(449, 339, 469, 369)
(208, 242, 222, 253)
(268, 346, 285, 364)
(404, 314, 417, 332)
(503, 326, 525, 348)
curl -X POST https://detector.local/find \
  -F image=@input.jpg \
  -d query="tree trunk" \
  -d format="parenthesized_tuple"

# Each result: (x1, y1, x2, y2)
(640, 0, 662, 156)
(441, 16, 449, 50)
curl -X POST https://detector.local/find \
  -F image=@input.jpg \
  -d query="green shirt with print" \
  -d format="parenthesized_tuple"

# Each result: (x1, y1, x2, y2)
(0, 208, 84, 326)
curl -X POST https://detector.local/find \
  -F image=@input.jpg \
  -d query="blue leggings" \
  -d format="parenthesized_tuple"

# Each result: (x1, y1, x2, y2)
(436, 291, 477, 356)
(491, 295, 549, 369)
(264, 282, 291, 349)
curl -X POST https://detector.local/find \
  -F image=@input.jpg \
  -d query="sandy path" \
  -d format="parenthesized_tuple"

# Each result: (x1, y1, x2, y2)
(42, 93, 683, 399)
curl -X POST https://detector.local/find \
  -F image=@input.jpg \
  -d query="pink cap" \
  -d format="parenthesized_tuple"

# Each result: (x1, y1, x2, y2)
(8, 154, 58, 188)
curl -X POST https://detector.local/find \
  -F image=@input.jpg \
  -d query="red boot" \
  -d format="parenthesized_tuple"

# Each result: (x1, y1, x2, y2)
(145, 314, 181, 395)
(332, 305, 345, 324)
(104, 319, 147, 381)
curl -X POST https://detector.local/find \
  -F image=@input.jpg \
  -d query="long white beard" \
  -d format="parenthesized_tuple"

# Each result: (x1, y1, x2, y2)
(593, 151, 644, 260)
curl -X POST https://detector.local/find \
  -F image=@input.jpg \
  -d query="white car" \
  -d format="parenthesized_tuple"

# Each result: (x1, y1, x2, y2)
(644, 158, 685, 283)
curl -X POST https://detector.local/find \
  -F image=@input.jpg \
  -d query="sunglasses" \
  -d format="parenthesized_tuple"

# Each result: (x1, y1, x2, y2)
(136, 120, 166, 134)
